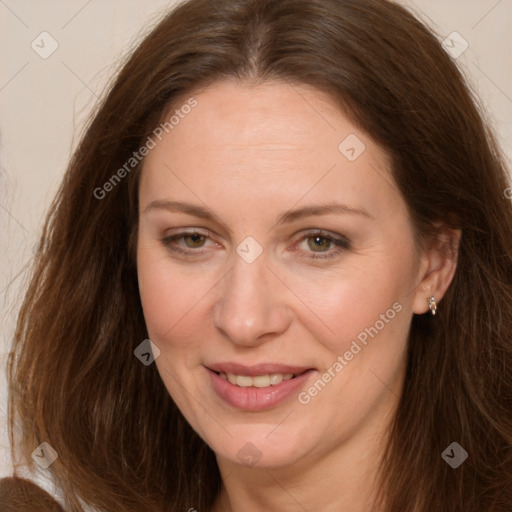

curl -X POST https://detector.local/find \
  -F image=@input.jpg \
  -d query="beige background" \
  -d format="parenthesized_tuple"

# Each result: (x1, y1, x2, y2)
(1, 0, 511, 481)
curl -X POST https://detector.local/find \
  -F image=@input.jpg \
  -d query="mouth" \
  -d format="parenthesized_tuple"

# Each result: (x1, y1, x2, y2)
(205, 364, 316, 411)
(212, 370, 307, 388)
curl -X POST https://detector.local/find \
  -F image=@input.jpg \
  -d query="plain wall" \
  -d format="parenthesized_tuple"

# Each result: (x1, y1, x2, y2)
(1, 0, 511, 481)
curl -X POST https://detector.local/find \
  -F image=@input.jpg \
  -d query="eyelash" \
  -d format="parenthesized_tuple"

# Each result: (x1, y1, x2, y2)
(160, 229, 350, 260)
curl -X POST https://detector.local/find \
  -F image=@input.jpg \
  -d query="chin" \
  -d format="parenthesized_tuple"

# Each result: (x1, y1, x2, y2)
(207, 425, 318, 469)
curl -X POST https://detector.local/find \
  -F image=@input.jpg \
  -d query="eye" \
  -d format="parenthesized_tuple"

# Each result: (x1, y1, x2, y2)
(161, 230, 217, 255)
(295, 230, 350, 260)
(180, 232, 207, 248)
(160, 229, 350, 260)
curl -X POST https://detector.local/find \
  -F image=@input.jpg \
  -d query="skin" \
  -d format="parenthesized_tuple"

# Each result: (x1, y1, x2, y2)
(136, 79, 460, 511)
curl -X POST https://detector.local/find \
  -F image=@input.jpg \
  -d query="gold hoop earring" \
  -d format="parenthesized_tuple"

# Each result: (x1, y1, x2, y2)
(428, 296, 437, 316)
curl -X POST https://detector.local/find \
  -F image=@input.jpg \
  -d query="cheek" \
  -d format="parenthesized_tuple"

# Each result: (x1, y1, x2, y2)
(291, 263, 412, 432)
(137, 243, 211, 419)
(136, 242, 206, 351)
(288, 248, 415, 356)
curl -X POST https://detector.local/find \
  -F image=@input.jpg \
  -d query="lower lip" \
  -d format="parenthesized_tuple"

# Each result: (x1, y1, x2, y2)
(206, 368, 316, 411)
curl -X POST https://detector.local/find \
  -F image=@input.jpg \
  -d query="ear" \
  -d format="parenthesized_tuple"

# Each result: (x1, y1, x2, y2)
(412, 226, 461, 315)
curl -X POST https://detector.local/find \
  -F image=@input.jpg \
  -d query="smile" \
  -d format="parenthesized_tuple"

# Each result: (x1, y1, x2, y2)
(206, 366, 315, 411)
(218, 372, 298, 387)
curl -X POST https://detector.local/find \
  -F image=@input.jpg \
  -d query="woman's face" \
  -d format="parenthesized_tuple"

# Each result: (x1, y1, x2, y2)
(137, 79, 429, 470)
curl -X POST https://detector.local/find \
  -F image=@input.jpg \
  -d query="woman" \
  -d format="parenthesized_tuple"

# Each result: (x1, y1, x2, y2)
(4, 0, 512, 510)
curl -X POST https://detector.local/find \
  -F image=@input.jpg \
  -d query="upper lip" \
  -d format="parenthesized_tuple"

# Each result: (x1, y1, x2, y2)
(205, 362, 314, 376)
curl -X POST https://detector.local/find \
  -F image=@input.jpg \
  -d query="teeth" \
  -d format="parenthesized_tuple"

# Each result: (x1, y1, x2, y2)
(236, 375, 253, 387)
(221, 372, 296, 387)
(269, 373, 284, 385)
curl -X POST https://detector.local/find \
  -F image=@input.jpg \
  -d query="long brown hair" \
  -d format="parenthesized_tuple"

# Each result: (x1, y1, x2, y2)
(0, 477, 65, 511)
(7, 0, 512, 510)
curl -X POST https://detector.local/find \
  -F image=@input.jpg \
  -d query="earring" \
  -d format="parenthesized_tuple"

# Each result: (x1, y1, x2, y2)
(428, 296, 437, 316)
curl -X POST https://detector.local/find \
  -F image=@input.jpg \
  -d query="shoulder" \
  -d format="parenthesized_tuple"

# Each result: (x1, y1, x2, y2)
(0, 476, 66, 511)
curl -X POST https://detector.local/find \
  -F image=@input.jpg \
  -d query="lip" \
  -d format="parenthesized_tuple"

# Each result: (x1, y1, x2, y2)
(205, 362, 314, 377)
(205, 365, 316, 411)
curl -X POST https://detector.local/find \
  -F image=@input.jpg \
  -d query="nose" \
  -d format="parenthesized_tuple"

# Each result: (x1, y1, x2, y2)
(212, 252, 292, 347)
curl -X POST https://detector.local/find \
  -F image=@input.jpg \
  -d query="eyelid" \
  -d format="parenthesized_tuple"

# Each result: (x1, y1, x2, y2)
(293, 228, 349, 242)
(161, 228, 350, 259)
(161, 228, 219, 252)
(164, 227, 212, 238)
(292, 229, 350, 259)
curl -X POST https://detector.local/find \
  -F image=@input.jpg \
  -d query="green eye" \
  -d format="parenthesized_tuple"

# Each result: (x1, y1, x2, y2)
(298, 231, 350, 260)
(161, 230, 213, 255)
(182, 233, 207, 248)
(161, 229, 350, 261)
(307, 235, 333, 252)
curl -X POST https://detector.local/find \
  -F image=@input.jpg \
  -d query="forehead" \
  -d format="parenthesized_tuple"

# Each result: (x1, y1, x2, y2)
(140, 79, 402, 221)
(159, 79, 364, 157)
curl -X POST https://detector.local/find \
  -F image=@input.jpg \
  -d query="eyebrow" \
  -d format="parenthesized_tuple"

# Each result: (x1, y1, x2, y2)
(143, 199, 373, 229)
(276, 202, 373, 223)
